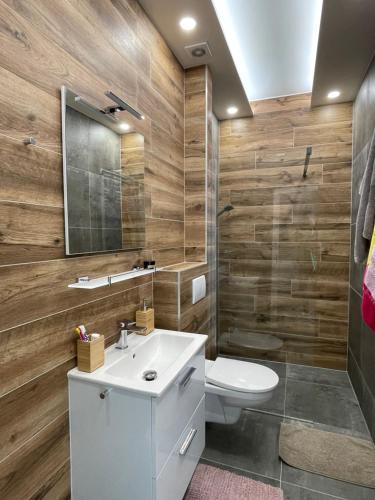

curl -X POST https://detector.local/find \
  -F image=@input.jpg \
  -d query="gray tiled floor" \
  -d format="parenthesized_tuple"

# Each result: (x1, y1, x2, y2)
(202, 359, 375, 500)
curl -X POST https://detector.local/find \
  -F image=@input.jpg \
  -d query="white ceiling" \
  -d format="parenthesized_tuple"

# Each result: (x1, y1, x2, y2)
(212, 0, 323, 102)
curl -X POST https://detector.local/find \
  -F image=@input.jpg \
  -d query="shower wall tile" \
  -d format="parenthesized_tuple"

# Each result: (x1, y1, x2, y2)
(231, 184, 351, 207)
(256, 141, 352, 169)
(219, 96, 352, 370)
(349, 56, 375, 441)
(294, 120, 352, 147)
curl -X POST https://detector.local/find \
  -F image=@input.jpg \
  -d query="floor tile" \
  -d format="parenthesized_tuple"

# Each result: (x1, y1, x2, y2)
(245, 376, 286, 416)
(282, 482, 343, 499)
(282, 462, 375, 500)
(202, 411, 282, 480)
(287, 364, 350, 388)
(285, 380, 369, 435)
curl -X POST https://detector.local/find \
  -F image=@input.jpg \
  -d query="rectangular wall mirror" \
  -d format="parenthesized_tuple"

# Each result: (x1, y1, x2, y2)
(61, 87, 145, 255)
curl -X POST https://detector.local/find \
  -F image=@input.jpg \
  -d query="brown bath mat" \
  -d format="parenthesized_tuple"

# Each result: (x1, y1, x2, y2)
(279, 421, 375, 489)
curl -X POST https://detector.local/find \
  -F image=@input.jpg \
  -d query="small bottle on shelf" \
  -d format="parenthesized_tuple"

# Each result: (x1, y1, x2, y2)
(135, 299, 154, 335)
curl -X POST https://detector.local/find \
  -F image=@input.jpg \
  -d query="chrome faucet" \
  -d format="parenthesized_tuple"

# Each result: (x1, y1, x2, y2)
(116, 320, 136, 350)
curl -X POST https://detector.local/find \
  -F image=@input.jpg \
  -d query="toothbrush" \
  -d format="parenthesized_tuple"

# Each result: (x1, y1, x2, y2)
(74, 327, 85, 341)
(74, 325, 89, 341)
(74, 327, 86, 341)
(80, 324, 90, 341)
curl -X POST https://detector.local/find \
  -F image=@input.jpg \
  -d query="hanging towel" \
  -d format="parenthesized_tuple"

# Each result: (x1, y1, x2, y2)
(355, 128, 375, 263)
(362, 227, 375, 332)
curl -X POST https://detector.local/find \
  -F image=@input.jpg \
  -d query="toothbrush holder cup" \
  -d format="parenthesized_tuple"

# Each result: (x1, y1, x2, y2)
(77, 335, 105, 372)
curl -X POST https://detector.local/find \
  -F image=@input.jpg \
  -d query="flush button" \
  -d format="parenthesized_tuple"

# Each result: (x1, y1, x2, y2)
(192, 275, 206, 304)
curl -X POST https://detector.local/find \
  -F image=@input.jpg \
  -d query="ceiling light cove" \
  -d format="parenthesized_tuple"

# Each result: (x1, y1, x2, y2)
(327, 90, 341, 99)
(119, 122, 130, 131)
(179, 17, 197, 31)
(212, 0, 323, 101)
(227, 106, 238, 115)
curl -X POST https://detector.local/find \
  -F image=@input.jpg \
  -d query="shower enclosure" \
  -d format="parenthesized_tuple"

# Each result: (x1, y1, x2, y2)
(216, 102, 352, 370)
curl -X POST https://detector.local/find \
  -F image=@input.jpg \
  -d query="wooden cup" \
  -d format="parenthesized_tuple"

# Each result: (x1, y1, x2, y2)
(77, 335, 105, 373)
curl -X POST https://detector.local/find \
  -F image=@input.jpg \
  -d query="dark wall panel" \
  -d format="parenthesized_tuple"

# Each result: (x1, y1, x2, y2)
(349, 56, 375, 441)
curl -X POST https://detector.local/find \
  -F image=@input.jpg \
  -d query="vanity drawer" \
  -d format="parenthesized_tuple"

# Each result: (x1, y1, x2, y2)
(154, 396, 205, 500)
(152, 347, 205, 476)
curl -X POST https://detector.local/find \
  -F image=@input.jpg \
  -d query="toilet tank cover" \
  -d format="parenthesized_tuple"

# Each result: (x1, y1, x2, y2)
(206, 357, 279, 393)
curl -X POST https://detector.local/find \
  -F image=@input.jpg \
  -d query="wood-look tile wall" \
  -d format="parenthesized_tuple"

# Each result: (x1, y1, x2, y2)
(153, 261, 217, 359)
(183, 65, 217, 356)
(219, 93, 352, 370)
(121, 132, 146, 249)
(0, 1, 184, 497)
(185, 66, 208, 261)
(154, 263, 209, 329)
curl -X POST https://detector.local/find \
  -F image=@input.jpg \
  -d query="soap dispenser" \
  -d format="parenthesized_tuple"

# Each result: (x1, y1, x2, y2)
(135, 299, 154, 335)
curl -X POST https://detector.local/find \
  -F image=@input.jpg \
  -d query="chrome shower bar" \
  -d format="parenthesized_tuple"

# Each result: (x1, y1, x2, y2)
(103, 91, 144, 120)
(302, 146, 312, 178)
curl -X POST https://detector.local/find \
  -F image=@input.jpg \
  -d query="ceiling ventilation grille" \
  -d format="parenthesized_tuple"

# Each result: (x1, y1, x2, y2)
(184, 42, 212, 59)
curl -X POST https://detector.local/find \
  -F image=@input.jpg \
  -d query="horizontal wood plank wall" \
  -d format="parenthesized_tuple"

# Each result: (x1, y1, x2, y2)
(154, 262, 216, 357)
(219, 93, 352, 370)
(206, 74, 217, 359)
(185, 66, 207, 261)
(0, 0, 184, 497)
(183, 66, 216, 357)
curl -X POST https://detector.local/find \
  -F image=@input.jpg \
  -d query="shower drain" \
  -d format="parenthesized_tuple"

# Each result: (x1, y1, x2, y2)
(143, 369, 157, 381)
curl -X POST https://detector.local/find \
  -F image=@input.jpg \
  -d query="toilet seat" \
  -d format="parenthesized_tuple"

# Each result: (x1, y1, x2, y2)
(206, 357, 279, 394)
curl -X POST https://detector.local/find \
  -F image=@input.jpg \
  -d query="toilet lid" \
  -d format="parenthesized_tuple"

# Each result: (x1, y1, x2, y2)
(206, 357, 279, 393)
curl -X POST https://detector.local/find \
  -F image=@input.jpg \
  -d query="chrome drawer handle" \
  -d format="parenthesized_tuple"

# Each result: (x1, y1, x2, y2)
(179, 366, 196, 388)
(179, 428, 197, 456)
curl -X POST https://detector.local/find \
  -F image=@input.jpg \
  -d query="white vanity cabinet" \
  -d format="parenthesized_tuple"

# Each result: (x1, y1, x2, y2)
(69, 346, 205, 500)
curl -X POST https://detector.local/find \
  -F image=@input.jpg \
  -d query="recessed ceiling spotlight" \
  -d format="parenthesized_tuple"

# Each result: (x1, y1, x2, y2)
(227, 106, 238, 115)
(327, 90, 340, 99)
(179, 17, 197, 31)
(119, 122, 130, 131)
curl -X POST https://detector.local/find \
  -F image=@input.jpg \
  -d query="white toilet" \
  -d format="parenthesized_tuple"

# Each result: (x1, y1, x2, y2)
(205, 357, 279, 424)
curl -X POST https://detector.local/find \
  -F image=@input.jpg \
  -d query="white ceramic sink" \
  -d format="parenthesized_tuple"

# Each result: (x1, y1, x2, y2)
(106, 333, 194, 380)
(68, 329, 207, 397)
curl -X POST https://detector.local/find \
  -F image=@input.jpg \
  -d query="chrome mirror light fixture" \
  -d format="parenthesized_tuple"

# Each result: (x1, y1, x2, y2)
(102, 91, 145, 121)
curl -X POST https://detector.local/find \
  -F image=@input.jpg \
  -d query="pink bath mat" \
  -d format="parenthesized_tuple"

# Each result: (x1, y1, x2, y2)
(184, 464, 284, 500)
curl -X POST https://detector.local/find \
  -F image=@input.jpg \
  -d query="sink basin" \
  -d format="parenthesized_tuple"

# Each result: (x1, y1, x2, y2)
(68, 328, 207, 397)
(106, 332, 194, 380)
